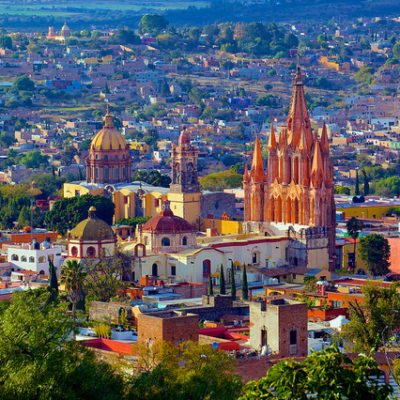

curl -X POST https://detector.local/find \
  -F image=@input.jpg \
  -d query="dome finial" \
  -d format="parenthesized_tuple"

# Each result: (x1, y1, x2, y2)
(104, 105, 113, 128)
(88, 206, 97, 219)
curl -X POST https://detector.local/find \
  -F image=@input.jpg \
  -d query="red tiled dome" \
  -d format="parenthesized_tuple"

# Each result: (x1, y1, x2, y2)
(178, 125, 190, 146)
(142, 201, 195, 233)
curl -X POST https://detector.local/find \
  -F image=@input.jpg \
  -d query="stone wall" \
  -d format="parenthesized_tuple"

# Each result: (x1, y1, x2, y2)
(201, 192, 236, 219)
(89, 301, 133, 322)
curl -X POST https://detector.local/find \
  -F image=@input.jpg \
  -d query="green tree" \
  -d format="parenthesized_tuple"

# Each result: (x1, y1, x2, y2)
(60, 260, 86, 331)
(334, 186, 351, 195)
(83, 256, 126, 309)
(139, 14, 169, 36)
(362, 170, 370, 196)
(393, 43, 400, 59)
(355, 169, 360, 196)
(199, 170, 242, 191)
(20, 151, 48, 169)
(0, 34, 12, 49)
(17, 205, 30, 228)
(346, 217, 364, 272)
(48, 259, 58, 301)
(127, 341, 242, 399)
(342, 283, 400, 352)
(242, 264, 248, 300)
(219, 265, 226, 295)
(240, 345, 392, 400)
(45, 194, 115, 235)
(0, 289, 124, 399)
(12, 74, 35, 92)
(160, 78, 171, 97)
(230, 263, 236, 300)
(208, 275, 213, 296)
(358, 234, 391, 276)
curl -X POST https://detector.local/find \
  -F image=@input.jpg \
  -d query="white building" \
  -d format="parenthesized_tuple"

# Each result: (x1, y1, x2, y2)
(7, 242, 64, 275)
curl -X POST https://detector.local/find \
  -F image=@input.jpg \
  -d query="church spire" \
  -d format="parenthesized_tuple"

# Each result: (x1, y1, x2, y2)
(299, 124, 308, 152)
(320, 122, 329, 153)
(311, 141, 324, 187)
(287, 66, 312, 150)
(243, 164, 249, 182)
(267, 123, 276, 150)
(250, 136, 264, 182)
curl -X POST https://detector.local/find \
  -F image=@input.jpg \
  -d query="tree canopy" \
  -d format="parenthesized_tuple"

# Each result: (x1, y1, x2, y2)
(0, 289, 124, 400)
(44, 194, 115, 235)
(358, 233, 391, 276)
(239, 345, 392, 400)
(139, 14, 169, 36)
(342, 282, 400, 352)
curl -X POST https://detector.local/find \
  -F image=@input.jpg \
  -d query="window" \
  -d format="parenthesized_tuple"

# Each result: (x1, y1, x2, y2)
(11, 254, 18, 261)
(87, 246, 96, 258)
(21, 256, 27, 262)
(171, 265, 176, 276)
(122, 154, 125, 160)
(95, 168, 99, 178)
(182, 236, 187, 246)
(39, 270, 45, 275)
(29, 257, 35, 263)
(104, 168, 109, 179)
(152, 263, 158, 276)
(123, 196, 128, 205)
(114, 155, 118, 160)
(144, 237, 149, 245)
(104, 154, 108, 161)
(290, 330, 297, 345)
(38, 256, 46, 263)
(202, 260, 211, 276)
(71, 246, 78, 257)
(122, 167, 125, 177)
(114, 168, 118, 179)
(161, 237, 170, 246)
(95, 154, 99, 160)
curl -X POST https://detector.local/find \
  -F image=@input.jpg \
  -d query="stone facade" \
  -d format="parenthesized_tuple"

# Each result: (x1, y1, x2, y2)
(200, 192, 236, 219)
(249, 298, 308, 358)
(243, 67, 336, 270)
(89, 301, 133, 322)
(137, 310, 199, 345)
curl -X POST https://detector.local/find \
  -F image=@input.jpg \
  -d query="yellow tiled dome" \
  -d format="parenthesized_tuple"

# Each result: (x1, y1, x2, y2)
(90, 110, 127, 151)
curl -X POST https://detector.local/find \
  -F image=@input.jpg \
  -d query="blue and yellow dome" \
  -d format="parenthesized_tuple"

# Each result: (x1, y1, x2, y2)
(90, 109, 127, 151)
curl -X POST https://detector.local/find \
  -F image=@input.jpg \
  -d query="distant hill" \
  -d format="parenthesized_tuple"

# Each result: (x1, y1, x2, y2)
(1, 0, 400, 30)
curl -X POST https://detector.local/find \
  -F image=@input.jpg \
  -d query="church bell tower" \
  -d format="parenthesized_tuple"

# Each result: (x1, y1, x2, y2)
(168, 126, 201, 226)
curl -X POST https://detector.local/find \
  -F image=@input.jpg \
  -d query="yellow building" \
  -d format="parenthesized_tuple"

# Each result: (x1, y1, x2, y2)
(129, 141, 149, 154)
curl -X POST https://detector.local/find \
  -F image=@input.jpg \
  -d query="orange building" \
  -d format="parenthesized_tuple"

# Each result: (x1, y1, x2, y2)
(244, 67, 336, 269)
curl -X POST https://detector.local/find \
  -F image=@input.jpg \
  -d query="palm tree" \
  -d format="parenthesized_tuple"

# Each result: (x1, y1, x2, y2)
(60, 260, 86, 335)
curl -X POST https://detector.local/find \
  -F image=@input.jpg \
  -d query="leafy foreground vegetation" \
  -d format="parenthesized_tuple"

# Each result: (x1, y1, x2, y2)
(0, 289, 395, 399)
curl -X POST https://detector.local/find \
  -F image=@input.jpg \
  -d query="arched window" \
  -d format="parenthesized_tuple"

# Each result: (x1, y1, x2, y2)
(21, 256, 27, 262)
(39, 270, 45, 275)
(11, 254, 18, 261)
(202, 260, 211, 276)
(182, 236, 187, 246)
(114, 155, 118, 160)
(152, 263, 158, 276)
(104, 154, 108, 161)
(252, 251, 260, 265)
(290, 329, 297, 345)
(38, 256, 46, 263)
(122, 154, 125, 160)
(95, 154, 99, 160)
(29, 256, 35, 263)
(104, 168, 109, 179)
(71, 246, 78, 257)
(87, 246, 96, 258)
(114, 168, 118, 179)
(161, 237, 170, 246)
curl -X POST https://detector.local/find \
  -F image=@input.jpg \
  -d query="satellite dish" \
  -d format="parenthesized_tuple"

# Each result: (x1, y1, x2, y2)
(212, 342, 219, 350)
